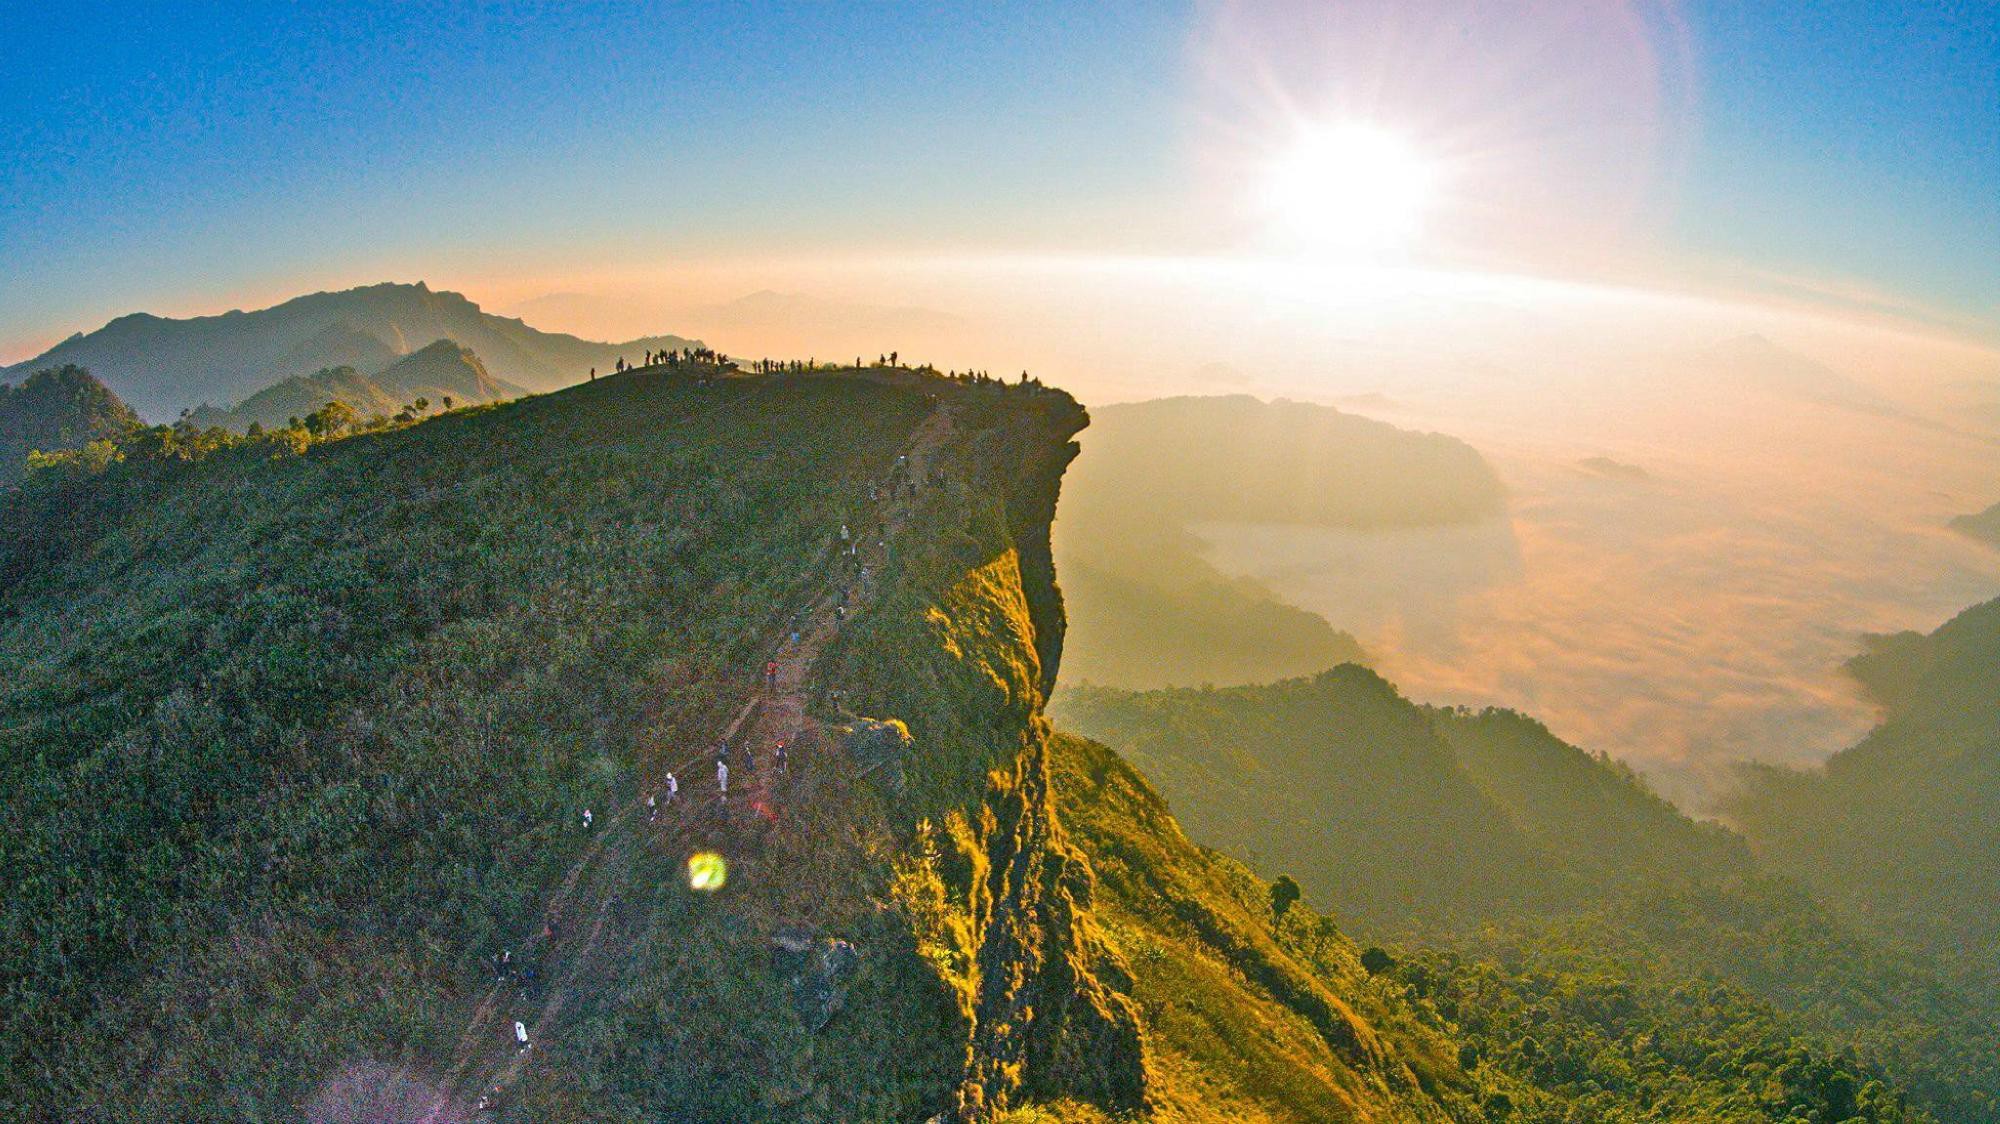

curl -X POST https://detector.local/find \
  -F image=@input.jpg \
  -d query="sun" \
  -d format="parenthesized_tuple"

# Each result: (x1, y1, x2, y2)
(1258, 123, 1437, 255)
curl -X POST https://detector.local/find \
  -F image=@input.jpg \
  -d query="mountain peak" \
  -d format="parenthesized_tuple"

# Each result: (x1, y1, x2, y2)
(2, 285, 701, 421)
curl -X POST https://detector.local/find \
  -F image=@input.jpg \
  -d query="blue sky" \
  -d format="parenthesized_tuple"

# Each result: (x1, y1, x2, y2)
(1, 1, 1994, 358)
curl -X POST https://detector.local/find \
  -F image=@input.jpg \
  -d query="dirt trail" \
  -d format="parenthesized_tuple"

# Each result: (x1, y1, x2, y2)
(408, 395, 957, 1121)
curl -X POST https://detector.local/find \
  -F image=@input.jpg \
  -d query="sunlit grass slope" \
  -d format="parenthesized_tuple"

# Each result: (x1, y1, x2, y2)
(0, 365, 940, 1115)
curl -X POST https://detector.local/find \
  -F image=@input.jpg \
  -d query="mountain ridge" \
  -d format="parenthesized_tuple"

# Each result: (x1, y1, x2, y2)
(2, 281, 700, 421)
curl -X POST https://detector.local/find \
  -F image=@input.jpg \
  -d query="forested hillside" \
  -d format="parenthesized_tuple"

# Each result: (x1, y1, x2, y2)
(1728, 596, 2000, 964)
(1053, 668, 1744, 930)
(0, 364, 139, 484)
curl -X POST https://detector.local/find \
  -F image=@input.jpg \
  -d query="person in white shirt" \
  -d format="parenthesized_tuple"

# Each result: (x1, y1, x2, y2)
(514, 1020, 530, 1054)
(717, 759, 730, 801)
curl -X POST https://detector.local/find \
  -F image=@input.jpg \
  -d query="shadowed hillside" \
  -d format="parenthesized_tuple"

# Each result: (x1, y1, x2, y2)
(0, 364, 139, 484)
(187, 365, 408, 432)
(187, 340, 519, 433)
(1727, 596, 2000, 965)
(1053, 669, 1747, 932)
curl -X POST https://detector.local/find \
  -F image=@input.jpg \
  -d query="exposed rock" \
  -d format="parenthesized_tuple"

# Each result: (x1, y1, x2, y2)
(840, 717, 914, 793)
(770, 927, 863, 1033)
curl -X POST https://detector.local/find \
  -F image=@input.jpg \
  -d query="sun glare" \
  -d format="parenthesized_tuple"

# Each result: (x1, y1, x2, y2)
(1259, 124, 1436, 256)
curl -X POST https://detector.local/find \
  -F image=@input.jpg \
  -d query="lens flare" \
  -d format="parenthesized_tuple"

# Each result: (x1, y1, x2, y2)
(688, 851, 728, 892)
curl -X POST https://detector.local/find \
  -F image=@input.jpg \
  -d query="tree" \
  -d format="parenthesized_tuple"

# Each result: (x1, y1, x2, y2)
(1270, 875, 1301, 921)
(413, 397, 429, 414)
(1360, 946, 1395, 976)
(441, 396, 454, 412)
(304, 400, 358, 438)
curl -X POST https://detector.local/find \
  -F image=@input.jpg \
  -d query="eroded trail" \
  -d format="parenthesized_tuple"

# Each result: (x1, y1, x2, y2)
(409, 396, 957, 1121)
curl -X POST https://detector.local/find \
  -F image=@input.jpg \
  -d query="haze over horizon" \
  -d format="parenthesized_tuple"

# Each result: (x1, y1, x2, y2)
(3, 1, 1997, 363)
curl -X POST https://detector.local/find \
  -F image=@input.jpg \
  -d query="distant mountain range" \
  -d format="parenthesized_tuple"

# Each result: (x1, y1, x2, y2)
(2, 281, 701, 421)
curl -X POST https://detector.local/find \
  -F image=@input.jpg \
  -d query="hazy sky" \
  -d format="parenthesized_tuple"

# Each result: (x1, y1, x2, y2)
(2, 1, 1996, 360)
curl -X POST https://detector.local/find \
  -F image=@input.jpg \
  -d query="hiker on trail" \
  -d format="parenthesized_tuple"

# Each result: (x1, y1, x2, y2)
(514, 1021, 530, 1054)
(665, 771, 679, 803)
(840, 523, 850, 542)
(835, 604, 846, 622)
(582, 808, 593, 831)
(495, 949, 512, 981)
(764, 660, 780, 694)
(774, 740, 789, 774)
(647, 793, 658, 822)
(589, 366, 596, 381)
(717, 758, 730, 800)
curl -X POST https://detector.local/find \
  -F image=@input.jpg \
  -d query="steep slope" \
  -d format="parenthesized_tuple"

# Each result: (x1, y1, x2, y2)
(1727, 596, 2000, 963)
(1049, 733, 1490, 1121)
(3, 281, 699, 420)
(0, 361, 1506, 1122)
(1053, 670, 1747, 932)
(0, 364, 140, 484)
